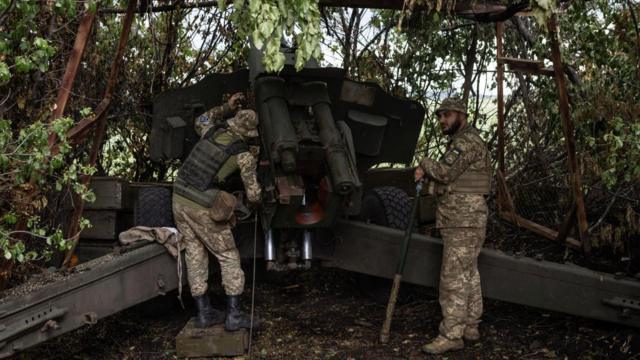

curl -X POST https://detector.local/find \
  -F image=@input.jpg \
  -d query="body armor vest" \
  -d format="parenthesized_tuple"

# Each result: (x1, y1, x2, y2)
(174, 129, 248, 207)
(449, 164, 491, 194)
(436, 129, 491, 195)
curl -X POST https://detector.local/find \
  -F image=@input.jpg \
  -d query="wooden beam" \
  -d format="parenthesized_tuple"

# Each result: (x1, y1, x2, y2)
(63, 0, 138, 268)
(556, 204, 577, 243)
(547, 14, 591, 254)
(496, 170, 518, 224)
(496, 22, 506, 175)
(499, 211, 582, 249)
(50, 9, 96, 132)
(498, 56, 555, 77)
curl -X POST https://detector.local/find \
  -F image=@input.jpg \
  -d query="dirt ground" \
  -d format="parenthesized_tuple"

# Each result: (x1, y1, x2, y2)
(12, 265, 640, 360)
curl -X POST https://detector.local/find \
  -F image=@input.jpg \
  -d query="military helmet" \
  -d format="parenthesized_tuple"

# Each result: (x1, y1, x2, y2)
(435, 97, 468, 116)
(227, 109, 259, 138)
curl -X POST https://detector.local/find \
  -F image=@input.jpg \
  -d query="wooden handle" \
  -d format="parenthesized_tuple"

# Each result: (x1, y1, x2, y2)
(379, 273, 403, 344)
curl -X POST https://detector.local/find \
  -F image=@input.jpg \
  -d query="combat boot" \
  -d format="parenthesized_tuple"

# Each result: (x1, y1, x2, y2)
(421, 335, 464, 355)
(224, 295, 262, 331)
(193, 294, 226, 328)
(463, 325, 480, 341)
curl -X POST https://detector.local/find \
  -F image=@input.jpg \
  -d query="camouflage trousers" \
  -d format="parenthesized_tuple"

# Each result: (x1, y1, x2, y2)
(438, 227, 485, 340)
(173, 202, 245, 297)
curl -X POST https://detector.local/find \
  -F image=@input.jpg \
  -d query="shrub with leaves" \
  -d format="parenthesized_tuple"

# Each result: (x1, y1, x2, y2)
(0, 0, 77, 85)
(0, 117, 95, 264)
(221, 0, 323, 72)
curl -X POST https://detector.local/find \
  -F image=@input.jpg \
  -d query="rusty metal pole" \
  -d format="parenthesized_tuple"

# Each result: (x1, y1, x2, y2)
(547, 14, 590, 254)
(496, 21, 506, 210)
(48, 8, 96, 147)
(62, 0, 138, 268)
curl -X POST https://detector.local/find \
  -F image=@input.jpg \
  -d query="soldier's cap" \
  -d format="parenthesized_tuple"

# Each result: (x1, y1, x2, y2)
(227, 109, 259, 138)
(435, 97, 468, 116)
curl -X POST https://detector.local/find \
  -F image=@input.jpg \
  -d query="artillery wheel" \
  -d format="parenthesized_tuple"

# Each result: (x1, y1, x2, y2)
(359, 186, 412, 230)
(134, 186, 175, 227)
(355, 186, 414, 304)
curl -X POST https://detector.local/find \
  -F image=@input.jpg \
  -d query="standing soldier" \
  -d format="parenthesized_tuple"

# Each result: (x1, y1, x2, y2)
(414, 97, 491, 354)
(172, 92, 262, 330)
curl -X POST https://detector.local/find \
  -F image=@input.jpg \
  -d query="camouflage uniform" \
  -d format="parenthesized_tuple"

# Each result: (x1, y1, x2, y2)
(419, 99, 491, 341)
(173, 106, 261, 297)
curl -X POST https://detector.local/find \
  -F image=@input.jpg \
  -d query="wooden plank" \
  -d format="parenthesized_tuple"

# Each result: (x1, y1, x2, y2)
(498, 56, 554, 76)
(496, 22, 506, 175)
(496, 170, 518, 227)
(547, 15, 590, 254)
(176, 319, 248, 358)
(498, 56, 544, 67)
(536, 67, 555, 76)
(556, 204, 577, 243)
(62, 0, 138, 268)
(499, 211, 582, 249)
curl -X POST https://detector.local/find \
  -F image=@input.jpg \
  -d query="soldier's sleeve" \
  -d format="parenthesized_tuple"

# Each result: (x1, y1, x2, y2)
(195, 103, 232, 137)
(237, 151, 262, 203)
(419, 137, 481, 184)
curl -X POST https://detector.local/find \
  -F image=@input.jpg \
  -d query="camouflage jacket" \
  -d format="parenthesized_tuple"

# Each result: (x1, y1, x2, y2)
(175, 104, 261, 210)
(419, 126, 490, 229)
(194, 103, 231, 135)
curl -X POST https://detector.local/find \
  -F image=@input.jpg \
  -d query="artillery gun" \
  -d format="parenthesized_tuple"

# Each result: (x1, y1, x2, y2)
(149, 45, 425, 270)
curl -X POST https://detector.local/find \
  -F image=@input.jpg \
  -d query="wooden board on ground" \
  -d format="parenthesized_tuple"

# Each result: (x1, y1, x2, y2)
(176, 318, 248, 358)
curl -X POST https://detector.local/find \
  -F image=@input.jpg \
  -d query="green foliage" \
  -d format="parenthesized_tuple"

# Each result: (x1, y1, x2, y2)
(222, 0, 323, 72)
(530, 0, 558, 27)
(0, 117, 95, 264)
(0, 1, 70, 85)
(563, 1, 640, 190)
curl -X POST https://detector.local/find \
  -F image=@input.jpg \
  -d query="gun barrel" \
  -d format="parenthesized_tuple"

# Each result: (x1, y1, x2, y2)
(311, 89, 357, 195)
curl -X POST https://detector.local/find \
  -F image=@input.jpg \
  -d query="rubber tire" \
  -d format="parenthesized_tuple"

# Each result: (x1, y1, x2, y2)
(134, 186, 175, 227)
(359, 186, 412, 230)
(355, 186, 413, 304)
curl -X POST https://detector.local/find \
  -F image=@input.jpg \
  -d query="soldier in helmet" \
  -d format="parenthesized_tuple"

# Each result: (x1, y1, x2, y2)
(414, 97, 491, 354)
(172, 92, 262, 330)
